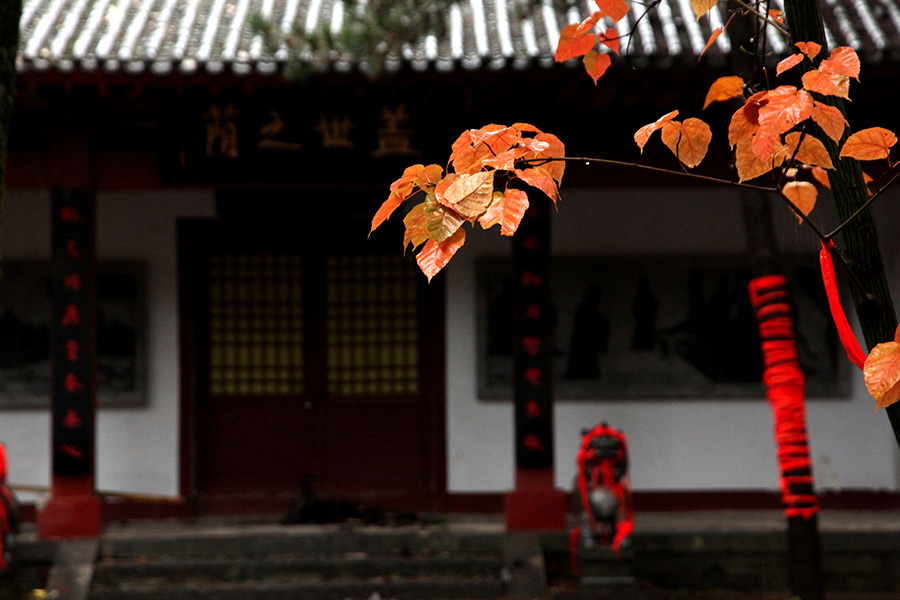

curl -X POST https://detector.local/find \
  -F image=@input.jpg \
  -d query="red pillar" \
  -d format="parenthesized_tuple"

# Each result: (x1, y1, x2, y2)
(38, 189, 102, 538)
(505, 194, 567, 530)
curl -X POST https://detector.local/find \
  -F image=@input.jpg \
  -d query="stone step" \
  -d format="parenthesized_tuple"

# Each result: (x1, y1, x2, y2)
(97, 527, 506, 560)
(89, 526, 510, 600)
(92, 554, 506, 585)
(89, 578, 506, 600)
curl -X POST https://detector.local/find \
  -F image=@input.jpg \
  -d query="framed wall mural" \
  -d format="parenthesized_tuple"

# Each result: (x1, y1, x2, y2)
(478, 256, 848, 399)
(0, 263, 145, 408)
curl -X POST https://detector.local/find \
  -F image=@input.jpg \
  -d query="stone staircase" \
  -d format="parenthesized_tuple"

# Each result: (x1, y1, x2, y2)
(87, 523, 510, 600)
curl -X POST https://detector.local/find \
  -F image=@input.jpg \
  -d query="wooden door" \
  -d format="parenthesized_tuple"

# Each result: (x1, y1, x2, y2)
(180, 218, 445, 509)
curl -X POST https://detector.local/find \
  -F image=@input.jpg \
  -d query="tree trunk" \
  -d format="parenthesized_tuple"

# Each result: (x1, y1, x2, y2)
(0, 0, 23, 265)
(743, 193, 823, 600)
(782, 0, 900, 444)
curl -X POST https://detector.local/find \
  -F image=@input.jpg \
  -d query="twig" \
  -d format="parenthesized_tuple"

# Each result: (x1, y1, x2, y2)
(523, 156, 778, 193)
(826, 167, 900, 240)
(733, 0, 790, 37)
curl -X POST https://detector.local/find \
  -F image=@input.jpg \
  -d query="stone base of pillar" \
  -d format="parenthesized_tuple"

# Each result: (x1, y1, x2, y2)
(505, 468, 568, 530)
(37, 479, 102, 538)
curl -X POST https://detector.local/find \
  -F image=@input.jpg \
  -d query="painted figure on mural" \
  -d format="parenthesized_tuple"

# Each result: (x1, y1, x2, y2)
(566, 283, 610, 380)
(631, 274, 658, 351)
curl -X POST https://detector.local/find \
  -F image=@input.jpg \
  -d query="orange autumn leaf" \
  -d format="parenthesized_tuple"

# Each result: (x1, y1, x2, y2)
(751, 132, 786, 164)
(776, 53, 804, 77)
(583, 50, 612, 84)
(479, 188, 530, 236)
(839, 127, 898, 161)
(703, 76, 744, 109)
(795, 41, 821, 59)
(863, 326, 900, 411)
(660, 118, 712, 168)
(728, 91, 767, 147)
(424, 193, 466, 242)
(802, 69, 850, 99)
(515, 167, 560, 203)
(784, 132, 834, 169)
(594, 0, 629, 23)
(690, 0, 718, 19)
(437, 170, 495, 218)
(699, 27, 722, 61)
(599, 29, 620, 54)
(480, 147, 530, 171)
(736, 138, 781, 181)
(820, 46, 861, 80)
(555, 23, 597, 62)
(757, 86, 814, 138)
(526, 132, 566, 185)
(416, 228, 466, 283)
(634, 110, 679, 152)
(782, 181, 818, 221)
(371, 163, 444, 234)
(811, 102, 849, 142)
(577, 10, 606, 34)
(811, 166, 831, 188)
(403, 202, 429, 252)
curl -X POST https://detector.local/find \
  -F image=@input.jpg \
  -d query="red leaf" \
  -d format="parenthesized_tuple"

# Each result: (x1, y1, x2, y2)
(757, 86, 814, 138)
(736, 138, 780, 182)
(802, 69, 850, 99)
(594, 0, 629, 23)
(371, 164, 441, 234)
(437, 171, 496, 218)
(690, 0, 719, 20)
(784, 132, 834, 169)
(515, 167, 560, 203)
(599, 28, 620, 54)
(728, 92, 766, 147)
(703, 76, 744, 109)
(634, 110, 679, 152)
(750, 132, 786, 164)
(782, 181, 818, 221)
(839, 127, 898, 161)
(555, 23, 597, 62)
(525, 133, 566, 185)
(811, 102, 848, 142)
(820, 46, 860, 80)
(811, 166, 831, 188)
(424, 193, 466, 242)
(699, 27, 723, 61)
(583, 50, 612, 85)
(660, 118, 712, 168)
(864, 328, 900, 410)
(479, 188, 530, 236)
(795, 41, 821, 59)
(416, 228, 466, 282)
(776, 53, 804, 77)
(403, 202, 429, 252)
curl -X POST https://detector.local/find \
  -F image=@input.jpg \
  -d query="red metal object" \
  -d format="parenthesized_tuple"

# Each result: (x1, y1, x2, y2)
(570, 423, 634, 573)
(1, 443, 19, 569)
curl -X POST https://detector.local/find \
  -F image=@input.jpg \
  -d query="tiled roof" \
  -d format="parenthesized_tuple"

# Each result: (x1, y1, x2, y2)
(16, 0, 900, 77)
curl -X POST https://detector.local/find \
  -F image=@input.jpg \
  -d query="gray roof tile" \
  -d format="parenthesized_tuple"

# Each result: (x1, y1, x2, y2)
(15, 0, 900, 77)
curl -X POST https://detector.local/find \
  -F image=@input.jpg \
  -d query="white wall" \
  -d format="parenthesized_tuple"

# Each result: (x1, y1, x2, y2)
(3, 184, 897, 504)
(446, 186, 900, 494)
(1, 189, 216, 502)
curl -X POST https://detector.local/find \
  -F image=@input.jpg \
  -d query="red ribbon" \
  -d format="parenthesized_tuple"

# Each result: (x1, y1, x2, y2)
(819, 240, 867, 370)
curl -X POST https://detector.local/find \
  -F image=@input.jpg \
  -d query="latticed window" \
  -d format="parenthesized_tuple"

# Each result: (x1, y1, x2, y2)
(208, 254, 304, 396)
(325, 255, 419, 395)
